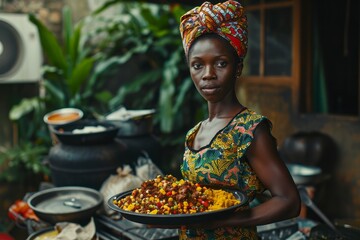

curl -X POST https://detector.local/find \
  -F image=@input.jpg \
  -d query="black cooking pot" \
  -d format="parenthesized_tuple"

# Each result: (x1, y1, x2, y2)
(51, 119, 119, 145)
(27, 186, 103, 225)
(48, 119, 124, 189)
(280, 131, 337, 172)
(48, 140, 125, 189)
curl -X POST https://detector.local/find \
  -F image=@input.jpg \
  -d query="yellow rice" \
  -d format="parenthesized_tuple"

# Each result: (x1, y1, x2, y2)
(205, 189, 241, 211)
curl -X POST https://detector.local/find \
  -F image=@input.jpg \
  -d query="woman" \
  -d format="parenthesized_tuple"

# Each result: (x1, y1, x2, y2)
(179, 1, 300, 239)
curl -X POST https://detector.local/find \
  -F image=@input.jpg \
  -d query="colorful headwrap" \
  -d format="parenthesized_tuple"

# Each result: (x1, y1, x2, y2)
(179, 0, 248, 60)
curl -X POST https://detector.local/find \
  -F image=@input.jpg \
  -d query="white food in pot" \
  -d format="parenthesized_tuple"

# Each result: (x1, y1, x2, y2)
(72, 125, 106, 134)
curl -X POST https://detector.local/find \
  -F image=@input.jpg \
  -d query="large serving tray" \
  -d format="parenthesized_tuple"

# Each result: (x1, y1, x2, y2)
(107, 189, 248, 226)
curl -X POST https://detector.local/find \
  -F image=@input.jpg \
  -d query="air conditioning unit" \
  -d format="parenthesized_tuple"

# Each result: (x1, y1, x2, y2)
(0, 13, 42, 84)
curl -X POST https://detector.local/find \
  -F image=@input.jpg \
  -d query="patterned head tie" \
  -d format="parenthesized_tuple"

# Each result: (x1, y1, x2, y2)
(179, 0, 248, 61)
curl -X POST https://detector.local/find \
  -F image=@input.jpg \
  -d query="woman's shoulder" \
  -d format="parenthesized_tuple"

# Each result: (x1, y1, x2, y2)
(185, 121, 202, 138)
(234, 108, 269, 126)
(228, 108, 273, 136)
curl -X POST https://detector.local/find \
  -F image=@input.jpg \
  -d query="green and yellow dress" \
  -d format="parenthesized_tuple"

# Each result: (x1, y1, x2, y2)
(180, 108, 269, 240)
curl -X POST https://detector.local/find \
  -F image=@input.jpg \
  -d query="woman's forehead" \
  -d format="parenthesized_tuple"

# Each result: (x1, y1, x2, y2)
(189, 37, 235, 59)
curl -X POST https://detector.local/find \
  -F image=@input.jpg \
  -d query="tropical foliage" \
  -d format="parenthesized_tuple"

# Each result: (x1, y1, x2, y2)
(83, 1, 208, 173)
(1, 1, 207, 182)
(0, 6, 109, 182)
(86, 1, 207, 135)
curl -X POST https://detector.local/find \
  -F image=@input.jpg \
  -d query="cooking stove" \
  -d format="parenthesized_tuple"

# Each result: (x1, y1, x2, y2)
(94, 214, 178, 240)
(95, 215, 306, 240)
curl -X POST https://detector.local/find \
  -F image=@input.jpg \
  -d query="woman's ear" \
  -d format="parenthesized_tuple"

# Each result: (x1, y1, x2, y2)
(236, 62, 243, 76)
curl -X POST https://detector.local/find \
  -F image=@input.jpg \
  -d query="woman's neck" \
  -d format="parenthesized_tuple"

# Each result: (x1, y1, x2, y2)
(207, 101, 244, 121)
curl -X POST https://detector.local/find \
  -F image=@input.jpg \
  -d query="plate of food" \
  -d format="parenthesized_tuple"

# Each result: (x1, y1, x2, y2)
(107, 175, 248, 226)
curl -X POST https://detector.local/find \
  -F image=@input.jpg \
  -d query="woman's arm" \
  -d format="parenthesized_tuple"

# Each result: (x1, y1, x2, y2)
(235, 120, 301, 225)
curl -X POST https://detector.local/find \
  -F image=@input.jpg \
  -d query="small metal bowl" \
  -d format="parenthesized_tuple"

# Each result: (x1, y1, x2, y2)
(44, 108, 83, 126)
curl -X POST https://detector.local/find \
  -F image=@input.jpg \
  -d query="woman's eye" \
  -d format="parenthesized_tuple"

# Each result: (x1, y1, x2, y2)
(217, 61, 227, 68)
(192, 63, 202, 70)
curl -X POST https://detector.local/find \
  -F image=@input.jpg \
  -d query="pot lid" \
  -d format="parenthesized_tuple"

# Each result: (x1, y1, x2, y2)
(28, 186, 103, 215)
(106, 107, 155, 121)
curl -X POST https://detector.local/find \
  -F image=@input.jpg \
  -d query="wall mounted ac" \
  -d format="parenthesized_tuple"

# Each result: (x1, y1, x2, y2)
(0, 13, 42, 84)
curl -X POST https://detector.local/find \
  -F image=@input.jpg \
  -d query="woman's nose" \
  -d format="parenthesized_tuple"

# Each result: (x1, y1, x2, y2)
(202, 66, 216, 80)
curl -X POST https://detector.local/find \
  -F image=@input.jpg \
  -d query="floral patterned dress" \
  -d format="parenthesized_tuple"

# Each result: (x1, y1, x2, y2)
(179, 108, 269, 240)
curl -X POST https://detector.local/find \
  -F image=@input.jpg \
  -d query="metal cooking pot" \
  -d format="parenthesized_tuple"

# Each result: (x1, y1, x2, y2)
(286, 163, 328, 185)
(27, 186, 103, 225)
(106, 108, 155, 137)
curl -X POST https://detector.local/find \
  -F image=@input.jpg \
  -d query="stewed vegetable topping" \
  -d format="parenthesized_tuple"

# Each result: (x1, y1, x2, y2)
(113, 175, 240, 215)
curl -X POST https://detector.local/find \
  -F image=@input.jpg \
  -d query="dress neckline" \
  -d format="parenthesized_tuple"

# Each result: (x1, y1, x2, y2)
(187, 107, 248, 153)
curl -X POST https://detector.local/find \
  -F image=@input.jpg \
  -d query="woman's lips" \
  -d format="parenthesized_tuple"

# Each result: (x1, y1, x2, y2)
(201, 87, 219, 94)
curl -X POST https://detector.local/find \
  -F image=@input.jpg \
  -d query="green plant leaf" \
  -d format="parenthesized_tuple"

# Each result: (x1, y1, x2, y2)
(69, 23, 82, 65)
(92, 0, 121, 15)
(0, 143, 49, 182)
(171, 4, 188, 23)
(9, 98, 40, 121)
(95, 90, 113, 103)
(67, 57, 96, 96)
(62, 6, 73, 58)
(173, 76, 193, 113)
(43, 80, 65, 105)
(159, 85, 175, 133)
(85, 44, 148, 94)
(29, 14, 67, 73)
(108, 68, 161, 110)
(158, 66, 177, 132)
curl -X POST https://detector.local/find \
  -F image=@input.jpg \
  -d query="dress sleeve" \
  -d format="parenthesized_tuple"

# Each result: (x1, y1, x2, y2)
(234, 112, 270, 160)
(234, 111, 269, 197)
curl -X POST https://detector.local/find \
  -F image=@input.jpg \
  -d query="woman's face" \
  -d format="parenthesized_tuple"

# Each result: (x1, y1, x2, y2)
(188, 36, 240, 103)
